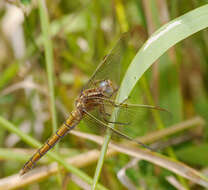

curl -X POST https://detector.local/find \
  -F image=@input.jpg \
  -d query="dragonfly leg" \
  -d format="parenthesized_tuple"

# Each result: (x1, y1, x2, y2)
(101, 111, 111, 117)
(99, 104, 130, 126)
(83, 109, 154, 151)
(104, 119, 130, 125)
(99, 95, 129, 107)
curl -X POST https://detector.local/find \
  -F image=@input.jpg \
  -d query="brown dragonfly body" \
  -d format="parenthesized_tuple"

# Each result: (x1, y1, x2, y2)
(20, 80, 115, 175)
(20, 34, 165, 176)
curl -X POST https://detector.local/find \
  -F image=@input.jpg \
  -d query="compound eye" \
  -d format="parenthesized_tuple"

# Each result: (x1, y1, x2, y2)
(99, 81, 107, 88)
(105, 86, 114, 95)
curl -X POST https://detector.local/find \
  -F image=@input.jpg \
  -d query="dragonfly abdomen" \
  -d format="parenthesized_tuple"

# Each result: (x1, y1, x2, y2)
(20, 112, 80, 175)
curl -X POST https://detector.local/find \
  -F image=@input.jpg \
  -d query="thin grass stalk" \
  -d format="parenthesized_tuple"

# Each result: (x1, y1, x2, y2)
(38, 0, 57, 134)
(0, 62, 19, 90)
(91, 0, 129, 189)
(114, 0, 129, 32)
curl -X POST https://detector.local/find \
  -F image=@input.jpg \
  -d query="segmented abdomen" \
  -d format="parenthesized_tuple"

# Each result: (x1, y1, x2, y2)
(20, 112, 80, 175)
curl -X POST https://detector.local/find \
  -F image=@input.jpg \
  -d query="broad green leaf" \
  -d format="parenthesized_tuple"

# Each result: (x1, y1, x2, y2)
(118, 4, 208, 102)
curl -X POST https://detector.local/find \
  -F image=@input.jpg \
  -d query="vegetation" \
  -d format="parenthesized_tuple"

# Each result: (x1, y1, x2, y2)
(0, 0, 208, 189)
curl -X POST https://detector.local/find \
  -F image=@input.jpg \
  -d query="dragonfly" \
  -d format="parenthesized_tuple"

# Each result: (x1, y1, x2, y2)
(20, 33, 166, 175)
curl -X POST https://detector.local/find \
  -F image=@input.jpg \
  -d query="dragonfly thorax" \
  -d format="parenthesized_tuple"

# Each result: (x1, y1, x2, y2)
(75, 80, 115, 112)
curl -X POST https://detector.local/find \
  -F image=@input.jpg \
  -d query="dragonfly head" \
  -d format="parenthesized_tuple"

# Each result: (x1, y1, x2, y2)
(99, 80, 116, 97)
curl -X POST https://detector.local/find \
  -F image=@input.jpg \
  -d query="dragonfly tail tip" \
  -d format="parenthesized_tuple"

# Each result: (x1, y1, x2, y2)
(19, 169, 27, 176)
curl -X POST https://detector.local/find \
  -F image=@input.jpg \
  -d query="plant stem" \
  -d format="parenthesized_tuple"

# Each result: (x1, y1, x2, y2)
(38, 0, 57, 135)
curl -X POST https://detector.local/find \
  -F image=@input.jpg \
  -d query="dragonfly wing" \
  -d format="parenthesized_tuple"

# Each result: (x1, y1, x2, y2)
(81, 100, 169, 146)
(82, 33, 140, 125)
(84, 96, 170, 130)
(83, 109, 153, 150)
(83, 33, 131, 90)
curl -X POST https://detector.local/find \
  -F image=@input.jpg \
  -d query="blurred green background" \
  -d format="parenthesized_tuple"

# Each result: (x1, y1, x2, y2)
(0, 0, 208, 189)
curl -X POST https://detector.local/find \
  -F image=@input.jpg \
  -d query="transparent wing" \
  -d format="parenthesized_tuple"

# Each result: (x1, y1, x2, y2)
(83, 109, 154, 151)
(81, 32, 140, 129)
(83, 97, 170, 141)
(84, 96, 169, 124)
(83, 33, 131, 90)
(80, 32, 168, 147)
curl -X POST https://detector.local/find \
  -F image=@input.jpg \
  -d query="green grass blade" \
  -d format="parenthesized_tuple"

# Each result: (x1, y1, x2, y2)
(0, 62, 19, 90)
(0, 148, 29, 162)
(118, 4, 208, 102)
(94, 4, 208, 189)
(38, 0, 57, 134)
